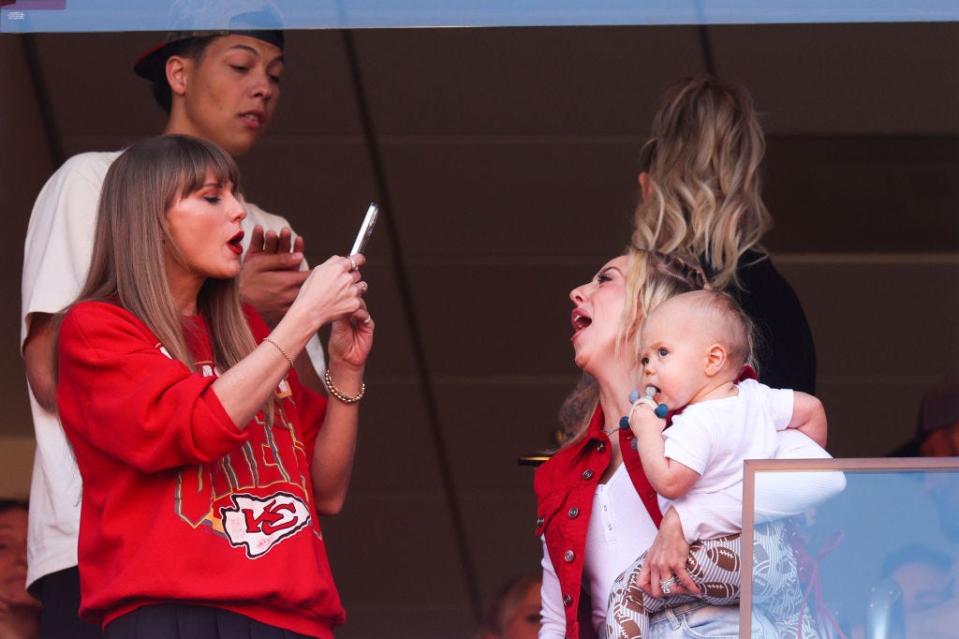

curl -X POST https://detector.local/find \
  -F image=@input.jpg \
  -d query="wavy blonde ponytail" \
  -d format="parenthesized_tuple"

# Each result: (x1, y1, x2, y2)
(633, 76, 772, 290)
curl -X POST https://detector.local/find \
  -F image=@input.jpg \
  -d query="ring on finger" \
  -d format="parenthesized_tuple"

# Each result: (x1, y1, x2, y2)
(348, 256, 358, 272)
(659, 576, 677, 594)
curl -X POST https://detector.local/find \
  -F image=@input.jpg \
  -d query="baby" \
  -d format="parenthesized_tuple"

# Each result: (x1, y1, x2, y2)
(606, 290, 827, 639)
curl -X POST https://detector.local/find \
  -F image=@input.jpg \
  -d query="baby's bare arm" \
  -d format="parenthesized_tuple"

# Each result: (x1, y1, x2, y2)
(631, 408, 701, 499)
(787, 392, 827, 447)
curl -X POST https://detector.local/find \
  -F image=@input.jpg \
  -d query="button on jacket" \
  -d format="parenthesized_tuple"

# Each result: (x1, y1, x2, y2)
(534, 406, 662, 638)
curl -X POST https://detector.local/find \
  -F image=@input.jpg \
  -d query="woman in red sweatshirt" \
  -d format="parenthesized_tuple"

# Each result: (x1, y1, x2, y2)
(56, 135, 373, 639)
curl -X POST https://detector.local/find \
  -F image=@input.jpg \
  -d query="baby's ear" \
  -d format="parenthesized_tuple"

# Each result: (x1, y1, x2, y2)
(704, 343, 728, 377)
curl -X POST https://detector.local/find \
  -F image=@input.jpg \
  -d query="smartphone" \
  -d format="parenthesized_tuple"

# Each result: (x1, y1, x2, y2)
(350, 203, 379, 256)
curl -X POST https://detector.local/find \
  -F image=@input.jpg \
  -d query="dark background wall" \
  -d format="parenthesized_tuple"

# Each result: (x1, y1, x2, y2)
(1, 22, 957, 636)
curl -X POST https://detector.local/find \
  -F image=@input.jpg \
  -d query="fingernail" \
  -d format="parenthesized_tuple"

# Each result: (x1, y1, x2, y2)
(291, 252, 303, 261)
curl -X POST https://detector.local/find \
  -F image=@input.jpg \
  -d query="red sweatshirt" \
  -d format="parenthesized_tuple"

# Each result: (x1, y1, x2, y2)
(57, 301, 345, 638)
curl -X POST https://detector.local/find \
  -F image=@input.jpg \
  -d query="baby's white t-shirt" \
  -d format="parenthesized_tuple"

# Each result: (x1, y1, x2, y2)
(659, 378, 793, 542)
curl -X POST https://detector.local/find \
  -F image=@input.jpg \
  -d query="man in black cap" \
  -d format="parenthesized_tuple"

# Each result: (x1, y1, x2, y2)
(137, 30, 285, 156)
(21, 31, 334, 637)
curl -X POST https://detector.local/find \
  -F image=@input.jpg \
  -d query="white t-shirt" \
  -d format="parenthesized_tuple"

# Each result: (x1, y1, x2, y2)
(661, 378, 792, 543)
(21, 150, 326, 588)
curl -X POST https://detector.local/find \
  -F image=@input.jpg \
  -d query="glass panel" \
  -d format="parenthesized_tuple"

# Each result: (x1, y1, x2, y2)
(747, 463, 959, 639)
(3, 0, 959, 34)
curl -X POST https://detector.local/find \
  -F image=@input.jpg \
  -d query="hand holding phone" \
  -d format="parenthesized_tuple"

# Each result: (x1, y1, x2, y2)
(350, 203, 379, 256)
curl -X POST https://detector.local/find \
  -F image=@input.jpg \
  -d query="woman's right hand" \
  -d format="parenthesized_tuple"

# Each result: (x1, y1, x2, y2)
(637, 507, 701, 597)
(290, 254, 367, 332)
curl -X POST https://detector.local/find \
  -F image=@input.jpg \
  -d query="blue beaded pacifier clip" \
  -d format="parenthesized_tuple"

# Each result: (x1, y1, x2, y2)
(620, 386, 669, 430)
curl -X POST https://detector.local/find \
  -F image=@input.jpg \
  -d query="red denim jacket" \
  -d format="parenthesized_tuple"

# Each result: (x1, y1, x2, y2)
(533, 406, 662, 639)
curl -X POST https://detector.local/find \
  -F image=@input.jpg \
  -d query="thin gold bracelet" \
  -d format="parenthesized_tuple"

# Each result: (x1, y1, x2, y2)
(324, 367, 366, 404)
(263, 337, 294, 369)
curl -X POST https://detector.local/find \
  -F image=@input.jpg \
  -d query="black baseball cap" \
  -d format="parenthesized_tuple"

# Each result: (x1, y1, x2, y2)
(134, 30, 284, 83)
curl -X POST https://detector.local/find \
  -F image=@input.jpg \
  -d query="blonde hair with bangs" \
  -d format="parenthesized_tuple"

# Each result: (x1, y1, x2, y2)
(75, 135, 270, 418)
(633, 76, 772, 290)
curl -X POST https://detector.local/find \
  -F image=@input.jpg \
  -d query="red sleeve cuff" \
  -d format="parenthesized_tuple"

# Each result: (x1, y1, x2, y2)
(196, 378, 250, 455)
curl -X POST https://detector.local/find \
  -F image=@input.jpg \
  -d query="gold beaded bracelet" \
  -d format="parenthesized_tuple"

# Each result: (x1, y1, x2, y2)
(324, 367, 366, 404)
(263, 337, 294, 368)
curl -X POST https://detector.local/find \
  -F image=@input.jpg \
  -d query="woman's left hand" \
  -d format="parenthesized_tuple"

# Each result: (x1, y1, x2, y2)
(637, 507, 701, 597)
(327, 298, 374, 370)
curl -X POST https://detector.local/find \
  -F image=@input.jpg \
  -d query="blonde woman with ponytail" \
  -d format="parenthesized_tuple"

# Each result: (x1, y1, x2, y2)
(634, 76, 816, 394)
(56, 135, 372, 639)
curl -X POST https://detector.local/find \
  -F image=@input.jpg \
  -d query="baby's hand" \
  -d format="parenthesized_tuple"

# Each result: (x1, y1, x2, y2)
(628, 400, 666, 436)
(635, 397, 662, 414)
(631, 386, 669, 418)
(647, 386, 670, 418)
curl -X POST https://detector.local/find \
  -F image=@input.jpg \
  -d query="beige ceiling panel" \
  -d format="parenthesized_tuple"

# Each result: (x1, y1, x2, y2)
(763, 136, 959, 253)
(234, 138, 379, 257)
(1, 35, 54, 438)
(0, 36, 55, 200)
(345, 382, 443, 492)
(0, 437, 34, 499)
(709, 22, 959, 135)
(335, 263, 424, 379)
(817, 378, 939, 458)
(404, 262, 591, 376)
(322, 493, 471, 609)
(34, 32, 166, 137)
(456, 493, 543, 604)
(265, 30, 364, 136)
(777, 259, 959, 380)
(380, 140, 639, 257)
(0, 367, 30, 438)
(353, 26, 704, 135)
(435, 382, 574, 492)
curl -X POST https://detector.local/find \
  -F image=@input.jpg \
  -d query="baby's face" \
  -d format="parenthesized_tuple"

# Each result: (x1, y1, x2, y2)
(638, 297, 713, 409)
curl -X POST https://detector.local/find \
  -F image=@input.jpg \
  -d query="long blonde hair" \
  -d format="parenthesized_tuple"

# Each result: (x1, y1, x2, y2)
(633, 76, 771, 290)
(559, 249, 705, 446)
(76, 135, 261, 401)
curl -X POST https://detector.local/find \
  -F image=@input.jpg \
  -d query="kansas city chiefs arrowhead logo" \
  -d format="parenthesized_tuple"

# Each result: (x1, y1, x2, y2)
(220, 492, 311, 559)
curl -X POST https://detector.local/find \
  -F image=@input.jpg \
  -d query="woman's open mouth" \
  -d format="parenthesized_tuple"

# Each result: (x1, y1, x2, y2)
(571, 309, 592, 339)
(227, 230, 244, 255)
